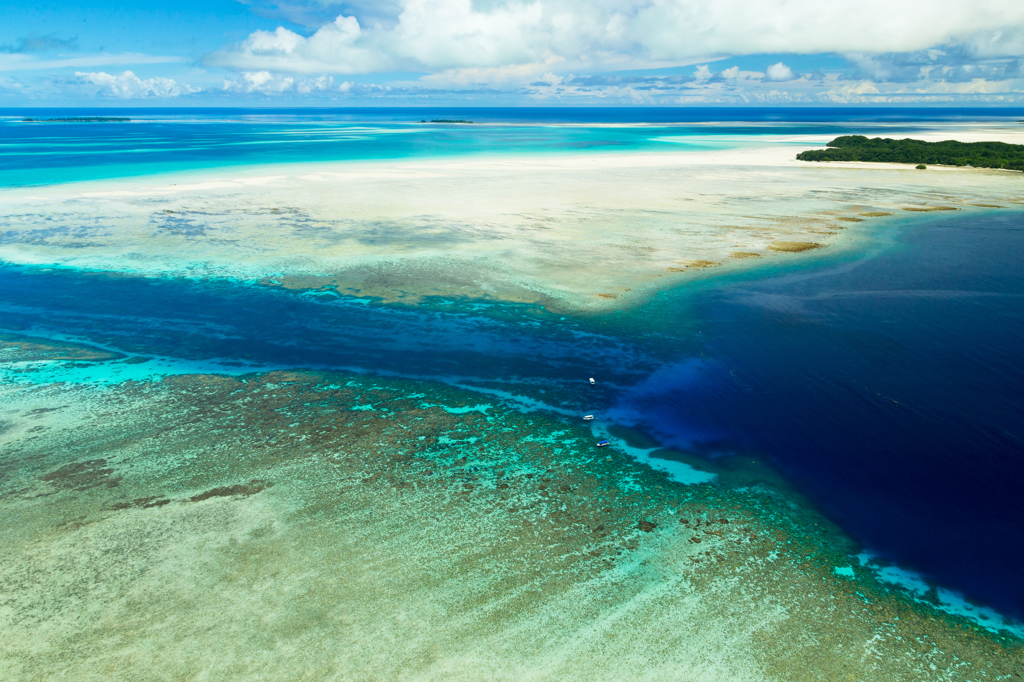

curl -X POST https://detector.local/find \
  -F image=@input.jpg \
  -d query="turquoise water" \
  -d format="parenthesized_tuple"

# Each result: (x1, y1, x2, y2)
(4, 106, 1019, 187)
(2, 106, 1024, 627)
(2, 210, 1024, 622)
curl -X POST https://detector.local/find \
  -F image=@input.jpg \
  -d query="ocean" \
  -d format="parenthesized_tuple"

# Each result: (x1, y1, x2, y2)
(2, 107, 1023, 630)
(3, 106, 1019, 187)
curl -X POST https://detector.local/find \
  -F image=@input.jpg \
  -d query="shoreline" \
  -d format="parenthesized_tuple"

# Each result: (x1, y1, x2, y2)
(4, 115, 1024, 678)
(3, 143, 1024, 316)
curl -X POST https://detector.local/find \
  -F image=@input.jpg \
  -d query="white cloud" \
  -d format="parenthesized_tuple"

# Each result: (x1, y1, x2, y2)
(75, 71, 198, 98)
(814, 77, 1023, 103)
(207, 3, 550, 75)
(222, 71, 296, 93)
(419, 58, 565, 87)
(819, 81, 881, 103)
(961, 28, 1024, 58)
(207, 0, 1024, 78)
(0, 53, 184, 72)
(222, 71, 346, 94)
(765, 61, 796, 81)
(692, 64, 712, 81)
(207, 14, 385, 75)
(296, 74, 334, 93)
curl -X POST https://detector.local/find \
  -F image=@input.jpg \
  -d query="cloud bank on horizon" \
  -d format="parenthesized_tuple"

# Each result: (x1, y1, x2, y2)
(3, 0, 1024, 105)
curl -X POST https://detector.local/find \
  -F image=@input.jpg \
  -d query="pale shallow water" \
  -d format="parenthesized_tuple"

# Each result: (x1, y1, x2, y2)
(2, 108, 1024, 678)
(1, 365, 1021, 680)
(6, 105, 1018, 187)
(1, 210, 1023, 627)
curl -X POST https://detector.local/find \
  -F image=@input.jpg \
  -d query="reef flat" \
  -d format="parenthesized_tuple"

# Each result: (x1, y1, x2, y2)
(3, 118, 1024, 679)
(2, 141, 1024, 313)
(0, 338, 1021, 680)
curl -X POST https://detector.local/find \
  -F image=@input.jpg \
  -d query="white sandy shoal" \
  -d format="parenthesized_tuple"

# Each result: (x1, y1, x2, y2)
(2, 138, 1023, 311)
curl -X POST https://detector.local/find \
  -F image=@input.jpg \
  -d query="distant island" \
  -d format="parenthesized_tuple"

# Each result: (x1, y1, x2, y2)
(797, 135, 1024, 171)
(22, 117, 131, 123)
(425, 119, 473, 124)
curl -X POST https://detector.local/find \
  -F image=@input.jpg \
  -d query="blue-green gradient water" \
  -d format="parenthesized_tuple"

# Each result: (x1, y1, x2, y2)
(2, 107, 1024, 623)
(3, 106, 1020, 187)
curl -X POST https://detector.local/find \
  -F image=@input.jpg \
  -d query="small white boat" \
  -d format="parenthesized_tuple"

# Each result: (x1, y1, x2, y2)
(583, 415, 594, 420)
(589, 377, 596, 385)
(596, 439, 610, 447)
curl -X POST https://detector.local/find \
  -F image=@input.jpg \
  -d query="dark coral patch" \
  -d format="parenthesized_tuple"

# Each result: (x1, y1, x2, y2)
(42, 459, 120, 491)
(108, 497, 172, 510)
(189, 480, 272, 502)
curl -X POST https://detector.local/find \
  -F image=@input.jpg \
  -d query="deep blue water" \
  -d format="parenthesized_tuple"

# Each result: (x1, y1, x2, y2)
(3, 106, 1022, 187)
(0, 267, 673, 406)
(2, 211, 1023, 619)
(622, 211, 1024, 619)
(3, 106, 1024, 622)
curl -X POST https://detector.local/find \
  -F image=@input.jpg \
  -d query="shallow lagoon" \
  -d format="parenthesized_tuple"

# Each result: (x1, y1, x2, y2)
(2, 210, 1023, 622)
(4, 105, 1017, 187)
(2, 109, 1024, 677)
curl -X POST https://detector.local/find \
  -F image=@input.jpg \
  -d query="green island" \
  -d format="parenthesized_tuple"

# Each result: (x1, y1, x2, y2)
(429, 118, 473, 123)
(22, 116, 131, 123)
(797, 135, 1024, 171)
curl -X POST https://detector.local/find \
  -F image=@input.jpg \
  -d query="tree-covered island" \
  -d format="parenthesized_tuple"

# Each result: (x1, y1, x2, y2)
(797, 135, 1024, 171)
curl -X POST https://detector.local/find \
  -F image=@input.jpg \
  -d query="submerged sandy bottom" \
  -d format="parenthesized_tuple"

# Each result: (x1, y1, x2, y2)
(0, 338, 1021, 681)
(3, 128, 1024, 679)
(2, 138, 1023, 311)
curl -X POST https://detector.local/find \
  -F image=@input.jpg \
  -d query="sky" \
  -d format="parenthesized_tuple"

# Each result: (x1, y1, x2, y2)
(3, 0, 1024, 106)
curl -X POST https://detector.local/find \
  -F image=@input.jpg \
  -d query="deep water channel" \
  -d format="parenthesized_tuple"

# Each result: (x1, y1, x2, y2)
(631, 210, 1024, 620)
(1, 209, 1022, 620)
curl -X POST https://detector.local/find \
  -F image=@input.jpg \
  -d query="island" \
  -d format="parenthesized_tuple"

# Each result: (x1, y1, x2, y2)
(797, 135, 1024, 171)
(22, 117, 131, 123)
(429, 119, 473, 123)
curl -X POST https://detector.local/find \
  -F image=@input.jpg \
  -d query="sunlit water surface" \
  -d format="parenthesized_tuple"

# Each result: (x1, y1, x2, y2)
(2, 107, 1024, 624)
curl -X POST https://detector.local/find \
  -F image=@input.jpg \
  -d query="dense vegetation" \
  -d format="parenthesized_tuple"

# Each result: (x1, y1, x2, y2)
(797, 135, 1024, 171)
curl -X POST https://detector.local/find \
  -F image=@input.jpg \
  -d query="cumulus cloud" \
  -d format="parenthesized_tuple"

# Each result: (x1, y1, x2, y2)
(820, 81, 881, 103)
(765, 61, 796, 81)
(207, 0, 1024, 79)
(693, 64, 712, 81)
(75, 71, 198, 98)
(223, 70, 295, 93)
(420, 59, 570, 88)
(844, 48, 1024, 83)
(208, 16, 382, 74)
(222, 70, 354, 94)
(207, 3, 551, 75)
(297, 74, 334, 93)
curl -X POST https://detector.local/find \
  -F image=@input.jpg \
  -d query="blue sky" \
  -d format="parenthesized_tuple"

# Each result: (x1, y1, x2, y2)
(3, 0, 1024, 106)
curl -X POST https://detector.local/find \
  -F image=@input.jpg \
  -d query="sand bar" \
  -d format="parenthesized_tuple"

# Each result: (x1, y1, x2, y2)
(2, 137, 1023, 312)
